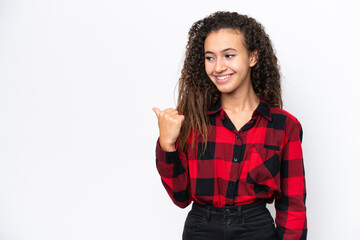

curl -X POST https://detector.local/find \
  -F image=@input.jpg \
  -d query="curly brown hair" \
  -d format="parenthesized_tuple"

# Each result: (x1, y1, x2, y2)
(176, 11, 282, 152)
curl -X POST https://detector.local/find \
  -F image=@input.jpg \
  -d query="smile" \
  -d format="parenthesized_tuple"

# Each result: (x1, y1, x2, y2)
(214, 74, 233, 83)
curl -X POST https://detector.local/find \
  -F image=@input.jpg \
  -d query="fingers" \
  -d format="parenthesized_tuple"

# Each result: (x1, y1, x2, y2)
(153, 107, 185, 149)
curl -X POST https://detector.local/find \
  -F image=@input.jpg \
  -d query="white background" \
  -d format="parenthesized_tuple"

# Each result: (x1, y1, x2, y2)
(1, 0, 359, 239)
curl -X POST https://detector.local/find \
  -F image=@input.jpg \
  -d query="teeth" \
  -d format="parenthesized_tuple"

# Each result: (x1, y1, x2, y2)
(216, 75, 231, 80)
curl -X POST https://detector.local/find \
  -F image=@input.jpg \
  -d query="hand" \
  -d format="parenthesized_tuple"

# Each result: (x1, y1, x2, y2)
(153, 107, 185, 152)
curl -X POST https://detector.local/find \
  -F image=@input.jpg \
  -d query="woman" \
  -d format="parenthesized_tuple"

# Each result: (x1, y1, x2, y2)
(153, 11, 307, 240)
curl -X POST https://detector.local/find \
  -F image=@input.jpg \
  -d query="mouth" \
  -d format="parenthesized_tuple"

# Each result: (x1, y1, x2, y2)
(213, 74, 233, 83)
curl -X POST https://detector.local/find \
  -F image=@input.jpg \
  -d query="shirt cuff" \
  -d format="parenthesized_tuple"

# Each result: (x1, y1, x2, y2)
(156, 138, 180, 163)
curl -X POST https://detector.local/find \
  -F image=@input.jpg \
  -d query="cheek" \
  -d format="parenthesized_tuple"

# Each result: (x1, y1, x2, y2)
(204, 62, 212, 76)
(232, 58, 249, 71)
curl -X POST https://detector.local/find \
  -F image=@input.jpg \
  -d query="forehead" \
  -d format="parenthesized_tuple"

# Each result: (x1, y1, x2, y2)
(204, 28, 246, 52)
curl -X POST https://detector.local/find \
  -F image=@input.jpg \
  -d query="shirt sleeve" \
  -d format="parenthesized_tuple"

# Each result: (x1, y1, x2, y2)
(155, 138, 192, 208)
(275, 118, 307, 240)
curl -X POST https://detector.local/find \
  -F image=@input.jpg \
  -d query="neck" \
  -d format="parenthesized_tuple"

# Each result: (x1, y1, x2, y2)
(221, 85, 259, 113)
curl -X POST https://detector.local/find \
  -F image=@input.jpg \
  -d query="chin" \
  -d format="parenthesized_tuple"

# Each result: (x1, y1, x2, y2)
(215, 85, 235, 94)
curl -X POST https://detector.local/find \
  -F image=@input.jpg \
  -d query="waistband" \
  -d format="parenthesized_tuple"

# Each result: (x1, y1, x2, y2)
(192, 200, 266, 213)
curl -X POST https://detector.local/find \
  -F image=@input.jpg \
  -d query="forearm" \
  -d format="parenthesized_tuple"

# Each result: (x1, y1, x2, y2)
(275, 118, 307, 239)
(155, 139, 192, 208)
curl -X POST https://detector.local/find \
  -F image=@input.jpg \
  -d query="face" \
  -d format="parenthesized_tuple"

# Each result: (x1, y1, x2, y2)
(204, 28, 258, 95)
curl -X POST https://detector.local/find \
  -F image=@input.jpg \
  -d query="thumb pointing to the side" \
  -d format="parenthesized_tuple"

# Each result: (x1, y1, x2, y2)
(152, 107, 161, 119)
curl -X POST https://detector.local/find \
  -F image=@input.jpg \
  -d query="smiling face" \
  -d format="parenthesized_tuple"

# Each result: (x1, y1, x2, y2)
(204, 28, 258, 96)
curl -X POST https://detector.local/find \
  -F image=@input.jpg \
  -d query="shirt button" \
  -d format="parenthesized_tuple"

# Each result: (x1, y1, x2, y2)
(235, 135, 239, 138)
(233, 158, 238, 162)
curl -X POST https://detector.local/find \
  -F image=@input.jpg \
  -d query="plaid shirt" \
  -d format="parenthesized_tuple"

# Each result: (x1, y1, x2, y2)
(155, 96, 307, 239)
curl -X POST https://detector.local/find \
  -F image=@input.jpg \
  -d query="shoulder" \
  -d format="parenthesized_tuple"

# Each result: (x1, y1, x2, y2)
(271, 107, 301, 124)
(270, 106, 303, 138)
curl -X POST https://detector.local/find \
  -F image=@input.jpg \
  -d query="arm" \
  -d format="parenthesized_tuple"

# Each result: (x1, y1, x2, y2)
(155, 139, 192, 208)
(275, 118, 307, 240)
(153, 107, 192, 208)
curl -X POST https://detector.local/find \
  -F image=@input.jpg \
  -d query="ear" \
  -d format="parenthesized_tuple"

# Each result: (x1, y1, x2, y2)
(249, 50, 259, 67)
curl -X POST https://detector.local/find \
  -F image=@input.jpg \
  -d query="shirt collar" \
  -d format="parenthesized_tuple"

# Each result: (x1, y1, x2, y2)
(207, 95, 272, 121)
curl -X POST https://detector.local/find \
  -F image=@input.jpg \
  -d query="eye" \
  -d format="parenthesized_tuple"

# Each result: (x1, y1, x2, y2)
(205, 56, 214, 61)
(225, 54, 235, 58)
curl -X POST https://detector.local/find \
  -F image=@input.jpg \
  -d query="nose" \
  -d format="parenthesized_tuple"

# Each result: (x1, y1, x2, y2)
(215, 58, 227, 73)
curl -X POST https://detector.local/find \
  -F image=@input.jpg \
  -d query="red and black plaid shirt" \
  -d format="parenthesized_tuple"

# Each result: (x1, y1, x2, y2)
(155, 96, 307, 239)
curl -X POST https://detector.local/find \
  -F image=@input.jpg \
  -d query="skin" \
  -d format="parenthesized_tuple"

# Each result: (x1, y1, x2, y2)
(204, 29, 259, 131)
(153, 28, 259, 151)
(153, 107, 184, 151)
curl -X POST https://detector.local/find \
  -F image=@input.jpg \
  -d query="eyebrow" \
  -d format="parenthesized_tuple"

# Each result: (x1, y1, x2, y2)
(205, 48, 237, 54)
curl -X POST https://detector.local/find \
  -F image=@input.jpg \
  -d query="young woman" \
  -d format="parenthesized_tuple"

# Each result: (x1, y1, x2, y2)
(153, 11, 307, 240)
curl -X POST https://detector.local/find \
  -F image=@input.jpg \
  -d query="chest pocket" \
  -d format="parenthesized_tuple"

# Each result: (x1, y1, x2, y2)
(245, 145, 281, 191)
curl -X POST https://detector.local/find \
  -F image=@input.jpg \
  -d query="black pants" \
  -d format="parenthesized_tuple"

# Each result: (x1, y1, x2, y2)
(182, 200, 277, 240)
